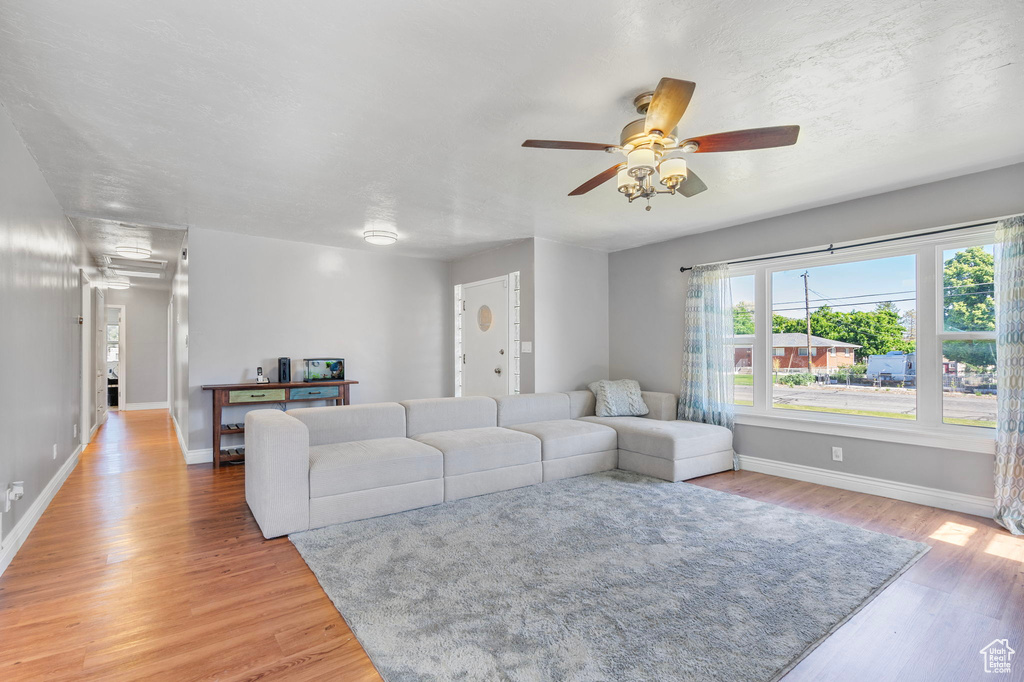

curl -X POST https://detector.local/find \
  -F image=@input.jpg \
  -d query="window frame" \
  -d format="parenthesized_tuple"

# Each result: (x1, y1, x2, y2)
(729, 221, 996, 454)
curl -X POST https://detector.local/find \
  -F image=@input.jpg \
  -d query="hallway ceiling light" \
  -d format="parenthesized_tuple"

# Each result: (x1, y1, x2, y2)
(115, 245, 152, 259)
(363, 229, 398, 246)
(107, 279, 130, 289)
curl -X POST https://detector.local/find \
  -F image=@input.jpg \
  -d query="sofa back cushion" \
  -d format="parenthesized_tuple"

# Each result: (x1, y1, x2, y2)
(566, 390, 597, 419)
(401, 396, 497, 437)
(495, 393, 571, 427)
(288, 402, 406, 446)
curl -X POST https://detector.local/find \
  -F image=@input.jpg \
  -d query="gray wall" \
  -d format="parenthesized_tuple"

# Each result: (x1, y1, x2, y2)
(450, 240, 536, 394)
(187, 228, 452, 451)
(0, 103, 91, 543)
(106, 286, 170, 405)
(534, 239, 609, 392)
(170, 232, 189, 446)
(609, 162, 1024, 499)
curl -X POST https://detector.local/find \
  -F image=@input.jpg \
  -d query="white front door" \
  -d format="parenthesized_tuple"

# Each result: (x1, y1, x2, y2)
(462, 276, 509, 397)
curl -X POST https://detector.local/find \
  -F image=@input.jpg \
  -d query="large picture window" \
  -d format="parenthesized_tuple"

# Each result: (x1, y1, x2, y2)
(769, 254, 917, 421)
(727, 223, 997, 437)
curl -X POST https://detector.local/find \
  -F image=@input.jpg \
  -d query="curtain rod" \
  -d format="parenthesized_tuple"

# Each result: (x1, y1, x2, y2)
(678, 220, 999, 273)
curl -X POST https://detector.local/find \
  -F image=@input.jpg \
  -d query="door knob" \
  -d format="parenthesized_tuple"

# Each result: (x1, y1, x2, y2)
(494, 367, 502, 375)
(499, 349, 505, 355)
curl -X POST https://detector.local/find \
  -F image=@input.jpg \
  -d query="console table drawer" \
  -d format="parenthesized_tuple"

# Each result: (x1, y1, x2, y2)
(228, 389, 286, 404)
(289, 386, 340, 400)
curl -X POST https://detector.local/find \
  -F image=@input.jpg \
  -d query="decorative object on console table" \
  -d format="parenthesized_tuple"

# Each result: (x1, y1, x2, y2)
(278, 357, 291, 383)
(201, 379, 358, 468)
(303, 358, 344, 382)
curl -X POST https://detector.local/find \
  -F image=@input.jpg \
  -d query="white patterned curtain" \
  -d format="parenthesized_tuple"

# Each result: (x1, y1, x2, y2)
(994, 214, 1024, 535)
(678, 264, 735, 430)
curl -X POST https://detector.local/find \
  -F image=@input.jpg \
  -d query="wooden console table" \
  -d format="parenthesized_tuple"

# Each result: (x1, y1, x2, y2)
(201, 380, 358, 468)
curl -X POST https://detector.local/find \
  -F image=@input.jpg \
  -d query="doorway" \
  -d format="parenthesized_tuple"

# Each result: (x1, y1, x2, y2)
(105, 305, 126, 410)
(454, 272, 520, 397)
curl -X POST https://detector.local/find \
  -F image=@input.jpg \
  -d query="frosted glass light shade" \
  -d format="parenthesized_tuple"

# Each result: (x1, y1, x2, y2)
(115, 245, 152, 259)
(626, 148, 656, 178)
(107, 280, 130, 290)
(363, 229, 398, 246)
(617, 168, 639, 194)
(659, 157, 688, 185)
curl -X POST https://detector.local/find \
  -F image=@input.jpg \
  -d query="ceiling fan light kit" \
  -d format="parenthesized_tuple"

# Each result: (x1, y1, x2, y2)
(363, 229, 398, 246)
(523, 77, 800, 209)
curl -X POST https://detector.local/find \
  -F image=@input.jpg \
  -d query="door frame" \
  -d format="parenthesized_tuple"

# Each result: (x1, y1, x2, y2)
(453, 272, 520, 397)
(106, 304, 127, 410)
(80, 270, 92, 447)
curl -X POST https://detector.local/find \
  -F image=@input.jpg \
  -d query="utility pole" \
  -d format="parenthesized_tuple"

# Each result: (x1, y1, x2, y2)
(801, 271, 813, 374)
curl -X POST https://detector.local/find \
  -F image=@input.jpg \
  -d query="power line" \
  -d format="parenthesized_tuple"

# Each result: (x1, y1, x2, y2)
(770, 281, 993, 307)
(772, 297, 917, 313)
(773, 289, 915, 306)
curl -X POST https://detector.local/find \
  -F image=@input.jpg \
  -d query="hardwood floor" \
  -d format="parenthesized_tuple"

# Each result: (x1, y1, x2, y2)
(0, 410, 378, 681)
(1, 409, 1020, 680)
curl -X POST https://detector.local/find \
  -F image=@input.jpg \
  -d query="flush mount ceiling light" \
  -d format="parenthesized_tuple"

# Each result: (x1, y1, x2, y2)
(363, 229, 398, 246)
(107, 279, 130, 290)
(115, 245, 152, 259)
(522, 77, 800, 210)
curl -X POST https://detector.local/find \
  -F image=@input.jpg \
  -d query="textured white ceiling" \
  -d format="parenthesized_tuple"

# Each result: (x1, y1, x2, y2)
(1, 1, 1022, 260)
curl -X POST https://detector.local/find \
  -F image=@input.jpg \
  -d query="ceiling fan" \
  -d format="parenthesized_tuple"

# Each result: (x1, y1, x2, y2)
(522, 77, 800, 210)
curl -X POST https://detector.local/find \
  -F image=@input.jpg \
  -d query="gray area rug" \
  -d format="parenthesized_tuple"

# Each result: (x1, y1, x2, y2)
(291, 470, 928, 682)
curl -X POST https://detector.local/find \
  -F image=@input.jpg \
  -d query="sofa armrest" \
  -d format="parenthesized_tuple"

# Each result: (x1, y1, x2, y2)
(641, 391, 678, 421)
(245, 409, 310, 538)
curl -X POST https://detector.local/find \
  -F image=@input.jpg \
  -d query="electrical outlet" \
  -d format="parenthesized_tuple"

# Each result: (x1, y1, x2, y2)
(53, 443, 58, 460)
(832, 446, 843, 462)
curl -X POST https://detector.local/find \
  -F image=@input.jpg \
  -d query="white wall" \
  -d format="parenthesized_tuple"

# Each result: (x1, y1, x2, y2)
(106, 286, 170, 406)
(450, 240, 535, 393)
(534, 239, 609, 392)
(608, 162, 1024, 499)
(0, 102, 92, 558)
(186, 228, 451, 454)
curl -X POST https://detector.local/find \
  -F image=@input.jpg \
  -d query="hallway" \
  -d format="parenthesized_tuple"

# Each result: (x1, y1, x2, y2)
(0, 409, 378, 680)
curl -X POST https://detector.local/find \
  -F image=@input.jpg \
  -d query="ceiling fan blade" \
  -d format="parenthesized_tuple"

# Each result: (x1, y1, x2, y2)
(522, 140, 614, 151)
(683, 125, 800, 153)
(644, 78, 696, 136)
(568, 164, 623, 196)
(677, 169, 708, 198)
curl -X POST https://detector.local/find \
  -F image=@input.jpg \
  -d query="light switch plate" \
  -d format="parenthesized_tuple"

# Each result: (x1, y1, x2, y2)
(522, 341, 532, 354)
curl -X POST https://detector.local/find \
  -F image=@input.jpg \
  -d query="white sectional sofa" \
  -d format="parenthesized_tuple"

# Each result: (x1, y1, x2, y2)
(245, 390, 733, 538)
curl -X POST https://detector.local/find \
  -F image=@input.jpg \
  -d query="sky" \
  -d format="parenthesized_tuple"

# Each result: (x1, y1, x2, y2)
(731, 245, 993, 320)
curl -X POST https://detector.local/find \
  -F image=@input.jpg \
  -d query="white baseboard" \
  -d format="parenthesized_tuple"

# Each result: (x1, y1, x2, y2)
(171, 413, 189, 462)
(122, 401, 170, 411)
(186, 448, 214, 465)
(737, 454, 994, 518)
(0, 445, 82, 577)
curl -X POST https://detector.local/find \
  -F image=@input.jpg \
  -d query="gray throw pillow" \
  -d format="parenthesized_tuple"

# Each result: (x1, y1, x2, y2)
(588, 379, 650, 417)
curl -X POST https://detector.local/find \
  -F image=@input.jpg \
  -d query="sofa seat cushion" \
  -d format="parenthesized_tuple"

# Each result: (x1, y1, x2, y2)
(579, 417, 732, 461)
(413, 427, 540, 476)
(506, 419, 617, 461)
(309, 437, 442, 498)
